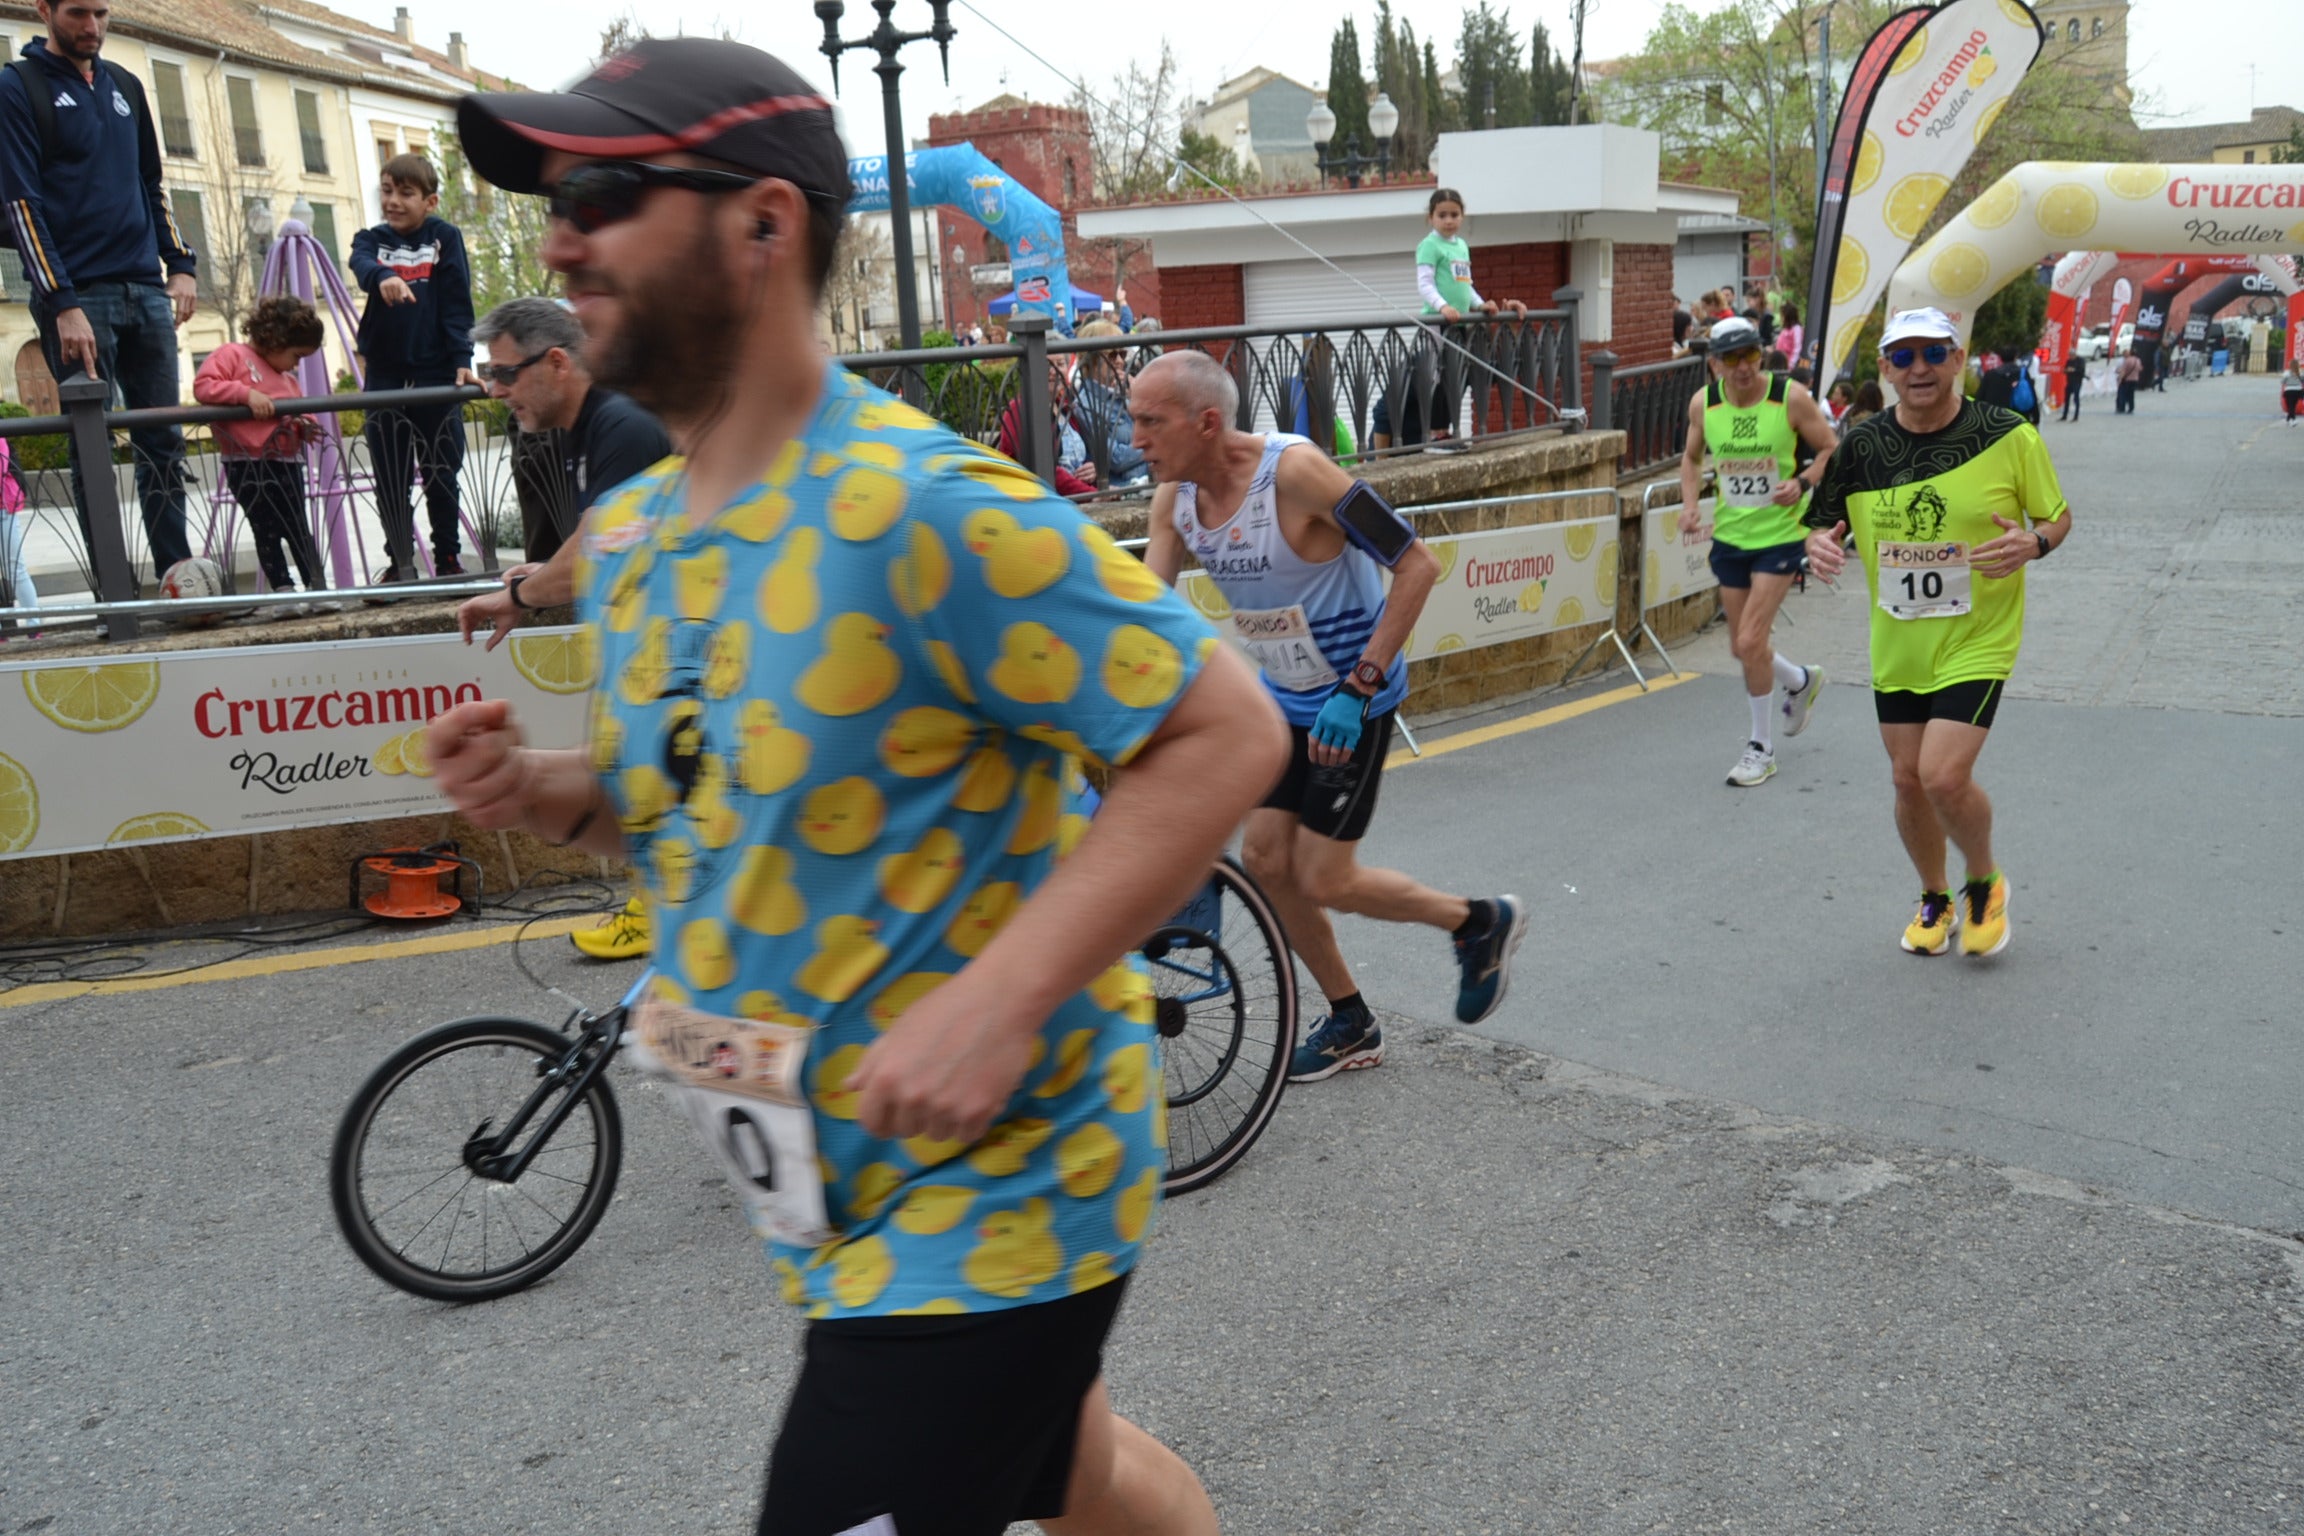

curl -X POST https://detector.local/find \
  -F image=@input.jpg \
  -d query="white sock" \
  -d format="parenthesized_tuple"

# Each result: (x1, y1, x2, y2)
(1772, 654, 1809, 693)
(1748, 693, 1774, 751)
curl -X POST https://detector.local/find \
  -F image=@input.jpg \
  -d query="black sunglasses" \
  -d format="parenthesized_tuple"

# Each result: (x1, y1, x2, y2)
(540, 161, 762, 234)
(476, 347, 553, 385)
(1883, 342, 1953, 369)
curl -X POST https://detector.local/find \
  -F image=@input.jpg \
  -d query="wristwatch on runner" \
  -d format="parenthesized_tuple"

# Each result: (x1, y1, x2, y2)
(1344, 659, 1386, 698)
(2032, 531, 2051, 560)
(507, 572, 535, 610)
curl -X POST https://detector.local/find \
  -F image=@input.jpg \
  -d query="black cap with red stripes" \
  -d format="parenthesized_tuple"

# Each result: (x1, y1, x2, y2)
(457, 38, 851, 205)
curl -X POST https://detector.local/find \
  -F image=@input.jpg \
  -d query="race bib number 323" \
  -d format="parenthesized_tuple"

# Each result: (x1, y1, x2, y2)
(1876, 540, 1972, 620)
(1716, 457, 1779, 504)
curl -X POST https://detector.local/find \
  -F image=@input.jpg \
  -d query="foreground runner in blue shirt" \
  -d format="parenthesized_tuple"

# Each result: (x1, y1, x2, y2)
(426, 38, 1285, 1536)
(1135, 351, 1528, 1082)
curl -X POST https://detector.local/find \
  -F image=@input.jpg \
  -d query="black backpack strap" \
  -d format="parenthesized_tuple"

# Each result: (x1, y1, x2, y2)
(8, 58, 55, 158)
(1705, 378, 1722, 409)
(1768, 373, 1789, 404)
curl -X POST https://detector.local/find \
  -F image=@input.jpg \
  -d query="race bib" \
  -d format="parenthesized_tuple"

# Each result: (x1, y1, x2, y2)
(634, 997, 836, 1248)
(1448, 258, 1472, 282)
(1876, 541, 1972, 620)
(1716, 458, 1779, 504)
(1230, 603, 1340, 692)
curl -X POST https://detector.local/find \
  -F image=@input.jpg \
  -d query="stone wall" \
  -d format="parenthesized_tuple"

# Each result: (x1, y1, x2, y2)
(0, 429, 1721, 941)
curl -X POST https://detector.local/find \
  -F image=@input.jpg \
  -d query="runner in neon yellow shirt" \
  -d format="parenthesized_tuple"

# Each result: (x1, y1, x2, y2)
(1805, 309, 2074, 959)
(1677, 314, 1840, 787)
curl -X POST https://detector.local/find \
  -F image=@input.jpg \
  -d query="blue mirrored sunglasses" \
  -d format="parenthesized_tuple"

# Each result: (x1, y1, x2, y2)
(1883, 342, 1953, 369)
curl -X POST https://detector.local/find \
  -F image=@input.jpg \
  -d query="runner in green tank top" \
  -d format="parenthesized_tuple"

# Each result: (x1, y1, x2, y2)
(1677, 316, 1842, 787)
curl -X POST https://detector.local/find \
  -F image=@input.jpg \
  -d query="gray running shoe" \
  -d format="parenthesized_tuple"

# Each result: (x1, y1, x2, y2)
(1726, 742, 1776, 787)
(1781, 664, 1825, 737)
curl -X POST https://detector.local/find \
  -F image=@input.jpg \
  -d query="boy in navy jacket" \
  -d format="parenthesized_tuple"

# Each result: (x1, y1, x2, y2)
(352, 152, 477, 579)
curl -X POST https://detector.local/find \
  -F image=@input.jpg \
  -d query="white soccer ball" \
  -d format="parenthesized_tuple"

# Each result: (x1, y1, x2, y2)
(159, 557, 229, 626)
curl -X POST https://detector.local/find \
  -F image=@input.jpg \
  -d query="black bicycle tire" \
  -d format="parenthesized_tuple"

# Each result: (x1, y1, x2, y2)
(1161, 856, 1297, 1195)
(330, 1016, 623, 1303)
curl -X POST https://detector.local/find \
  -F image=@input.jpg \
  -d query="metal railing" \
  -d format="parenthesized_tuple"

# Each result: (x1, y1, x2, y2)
(1606, 351, 1708, 476)
(1, 292, 1588, 642)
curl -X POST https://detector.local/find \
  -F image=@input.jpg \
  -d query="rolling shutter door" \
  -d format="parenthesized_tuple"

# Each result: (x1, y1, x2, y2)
(1243, 253, 1423, 327)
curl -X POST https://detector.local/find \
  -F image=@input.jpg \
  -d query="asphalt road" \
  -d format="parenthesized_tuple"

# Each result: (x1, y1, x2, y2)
(3, 370, 2300, 1533)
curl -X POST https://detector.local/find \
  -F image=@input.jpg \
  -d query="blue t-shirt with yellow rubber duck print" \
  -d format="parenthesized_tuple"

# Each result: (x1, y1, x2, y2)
(578, 364, 1220, 1320)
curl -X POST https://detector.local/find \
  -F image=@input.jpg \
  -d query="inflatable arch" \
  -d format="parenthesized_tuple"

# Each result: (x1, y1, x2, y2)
(1884, 161, 2304, 379)
(2039, 252, 2294, 398)
(846, 144, 1076, 331)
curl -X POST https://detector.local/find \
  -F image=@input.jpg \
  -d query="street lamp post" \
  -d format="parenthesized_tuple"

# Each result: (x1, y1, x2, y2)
(816, 0, 955, 359)
(1305, 92, 1400, 189)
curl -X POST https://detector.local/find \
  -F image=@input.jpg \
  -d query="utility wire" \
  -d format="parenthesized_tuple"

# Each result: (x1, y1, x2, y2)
(948, 0, 1584, 424)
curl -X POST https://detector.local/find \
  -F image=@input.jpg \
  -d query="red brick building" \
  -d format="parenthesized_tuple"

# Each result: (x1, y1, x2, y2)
(924, 95, 1163, 336)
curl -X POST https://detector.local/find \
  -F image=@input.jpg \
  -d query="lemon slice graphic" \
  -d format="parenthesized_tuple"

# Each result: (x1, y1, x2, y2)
(1885, 173, 1952, 243)
(0, 752, 38, 853)
(24, 661, 160, 733)
(109, 811, 209, 844)
(510, 631, 599, 695)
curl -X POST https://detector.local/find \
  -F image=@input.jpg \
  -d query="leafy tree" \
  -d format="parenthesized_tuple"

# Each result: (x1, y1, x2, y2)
(435, 135, 556, 321)
(1371, 1, 1434, 171)
(1174, 127, 1248, 190)
(1454, 3, 1528, 131)
(2277, 122, 2304, 165)
(1326, 19, 1372, 155)
(1968, 267, 2048, 360)
(1530, 20, 1574, 126)
(1423, 38, 1447, 141)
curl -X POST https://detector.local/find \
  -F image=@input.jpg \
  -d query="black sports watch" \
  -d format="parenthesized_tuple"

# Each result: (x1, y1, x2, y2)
(507, 572, 535, 610)
(2032, 531, 2052, 561)
(1344, 659, 1386, 696)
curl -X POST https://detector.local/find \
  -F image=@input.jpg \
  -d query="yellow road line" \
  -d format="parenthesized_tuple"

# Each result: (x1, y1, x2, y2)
(1388, 673, 1694, 768)
(4, 674, 1686, 1006)
(0, 914, 595, 1010)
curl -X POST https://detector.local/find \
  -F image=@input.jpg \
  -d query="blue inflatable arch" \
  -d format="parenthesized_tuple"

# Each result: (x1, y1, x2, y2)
(847, 144, 1075, 331)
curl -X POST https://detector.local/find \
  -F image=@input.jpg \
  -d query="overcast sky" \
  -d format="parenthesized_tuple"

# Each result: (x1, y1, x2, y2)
(400, 0, 2302, 149)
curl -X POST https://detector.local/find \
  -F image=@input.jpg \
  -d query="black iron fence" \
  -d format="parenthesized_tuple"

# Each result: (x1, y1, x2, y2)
(1604, 352, 1708, 477)
(1, 293, 1587, 642)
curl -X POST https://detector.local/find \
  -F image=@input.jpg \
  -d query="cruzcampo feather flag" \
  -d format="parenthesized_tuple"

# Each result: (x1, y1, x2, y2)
(1806, 0, 2047, 380)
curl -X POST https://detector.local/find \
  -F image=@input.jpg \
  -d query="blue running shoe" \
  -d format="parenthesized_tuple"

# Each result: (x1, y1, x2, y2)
(1287, 1011, 1384, 1083)
(1453, 895, 1528, 1024)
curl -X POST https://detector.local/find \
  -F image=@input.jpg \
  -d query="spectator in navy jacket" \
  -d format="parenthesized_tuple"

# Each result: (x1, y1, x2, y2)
(0, 1, 199, 584)
(352, 152, 478, 580)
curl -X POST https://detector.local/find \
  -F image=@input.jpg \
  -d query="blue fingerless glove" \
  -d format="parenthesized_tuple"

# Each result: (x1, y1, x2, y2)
(1311, 689, 1367, 753)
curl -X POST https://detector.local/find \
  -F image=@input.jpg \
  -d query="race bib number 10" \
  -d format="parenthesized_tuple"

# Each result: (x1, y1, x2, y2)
(1716, 457, 1779, 504)
(634, 997, 836, 1248)
(1876, 541, 1972, 620)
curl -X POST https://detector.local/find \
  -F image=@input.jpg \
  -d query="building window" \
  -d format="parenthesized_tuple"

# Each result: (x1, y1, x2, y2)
(294, 89, 328, 174)
(1705, 83, 1726, 124)
(2091, 15, 2104, 35)
(171, 189, 212, 297)
(307, 200, 340, 264)
(2244, 149, 2256, 164)
(2065, 18, 2079, 41)
(226, 75, 264, 166)
(151, 59, 196, 157)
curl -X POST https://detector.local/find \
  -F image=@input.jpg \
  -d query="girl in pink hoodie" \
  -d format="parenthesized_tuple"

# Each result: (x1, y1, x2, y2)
(193, 296, 327, 599)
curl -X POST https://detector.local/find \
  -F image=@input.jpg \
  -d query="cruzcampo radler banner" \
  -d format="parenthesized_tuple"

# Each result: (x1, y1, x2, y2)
(1176, 517, 1619, 665)
(1809, 0, 2046, 380)
(0, 629, 594, 860)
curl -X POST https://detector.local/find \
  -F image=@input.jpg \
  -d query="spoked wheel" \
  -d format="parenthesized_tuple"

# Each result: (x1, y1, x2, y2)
(330, 1016, 622, 1302)
(1146, 856, 1297, 1195)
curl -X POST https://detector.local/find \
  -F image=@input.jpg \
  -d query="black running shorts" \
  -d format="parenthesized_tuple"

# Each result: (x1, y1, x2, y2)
(1261, 707, 1394, 842)
(1873, 678, 2003, 730)
(756, 1276, 1129, 1536)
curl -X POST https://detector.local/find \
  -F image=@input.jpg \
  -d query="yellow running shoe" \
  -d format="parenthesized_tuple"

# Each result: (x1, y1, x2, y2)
(572, 895, 651, 960)
(1959, 875, 2010, 958)
(1900, 891, 1956, 955)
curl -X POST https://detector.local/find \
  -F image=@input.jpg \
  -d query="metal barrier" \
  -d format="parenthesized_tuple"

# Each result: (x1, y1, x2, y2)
(1608, 353, 1708, 476)
(2, 296, 1586, 643)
